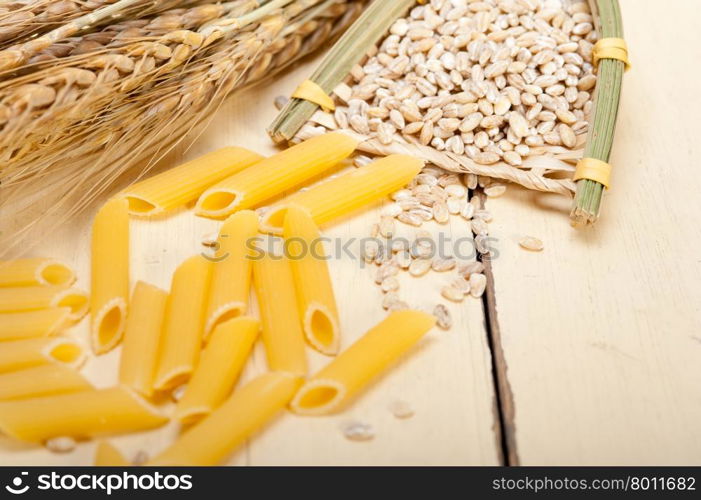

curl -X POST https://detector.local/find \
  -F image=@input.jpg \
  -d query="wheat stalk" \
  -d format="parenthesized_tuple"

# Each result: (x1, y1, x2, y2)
(0, 0, 365, 254)
(0, 0, 206, 52)
(0, 0, 281, 170)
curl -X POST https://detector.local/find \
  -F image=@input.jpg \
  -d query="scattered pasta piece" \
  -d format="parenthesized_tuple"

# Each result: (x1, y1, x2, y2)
(175, 317, 260, 424)
(91, 198, 129, 354)
(283, 206, 340, 355)
(0, 337, 86, 373)
(0, 308, 71, 341)
(0, 387, 167, 442)
(291, 310, 435, 415)
(0, 286, 88, 321)
(148, 373, 302, 466)
(121, 147, 264, 216)
(253, 253, 308, 376)
(261, 154, 424, 234)
(204, 210, 259, 340)
(195, 132, 358, 218)
(153, 256, 212, 391)
(0, 364, 93, 401)
(0, 259, 75, 287)
(119, 282, 168, 397)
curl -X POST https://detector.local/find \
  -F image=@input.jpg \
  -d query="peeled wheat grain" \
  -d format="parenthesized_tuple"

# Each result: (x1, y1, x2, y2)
(470, 274, 488, 298)
(441, 286, 464, 303)
(519, 236, 545, 252)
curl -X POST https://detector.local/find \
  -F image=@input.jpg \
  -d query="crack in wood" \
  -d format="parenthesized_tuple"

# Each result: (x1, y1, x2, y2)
(478, 192, 520, 466)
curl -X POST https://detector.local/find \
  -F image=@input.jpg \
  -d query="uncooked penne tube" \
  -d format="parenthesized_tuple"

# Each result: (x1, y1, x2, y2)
(91, 197, 129, 355)
(121, 147, 264, 216)
(175, 317, 260, 424)
(195, 132, 358, 218)
(0, 337, 86, 373)
(253, 253, 307, 376)
(149, 372, 302, 466)
(0, 364, 93, 401)
(118, 282, 168, 397)
(290, 310, 436, 415)
(204, 210, 258, 340)
(153, 256, 212, 391)
(0, 386, 167, 442)
(283, 206, 340, 355)
(0, 308, 71, 341)
(95, 441, 130, 466)
(0, 258, 75, 287)
(0, 286, 88, 321)
(261, 154, 424, 234)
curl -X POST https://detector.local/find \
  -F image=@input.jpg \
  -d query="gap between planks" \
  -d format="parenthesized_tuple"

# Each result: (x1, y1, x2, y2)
(478, 191, 520, 466)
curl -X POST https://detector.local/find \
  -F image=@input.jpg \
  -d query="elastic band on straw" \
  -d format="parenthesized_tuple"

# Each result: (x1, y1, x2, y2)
(574, 158, 613, 189)
(291, 80, 336, 112)
(593, 37, 631, 71)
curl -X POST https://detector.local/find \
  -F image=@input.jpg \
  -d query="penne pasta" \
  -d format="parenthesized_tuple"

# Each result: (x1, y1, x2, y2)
(118, 282, 168, 397)
(0, 337, 86, 373)
(121, 147, 264, 216)
(0, 286, 88, 321)
(95, 441, 130, 466)
(195, 132, 358, 218)
(204, 210, 258, 340)
(261, 154, 424, 234)
(0, 364, 93, 401)
(0, 386, 167, 442)
(149, 372, 302, 466)
(253, 253, 307, 376)
(175, 317, 260, 424)
(0, 308, 71, 341)
(283, 206, 340, 355)
(153, 256, 212, 392)
(91, 197, 130, 355)
(290, 310, 436, 415)
(0, 258, 75, 287)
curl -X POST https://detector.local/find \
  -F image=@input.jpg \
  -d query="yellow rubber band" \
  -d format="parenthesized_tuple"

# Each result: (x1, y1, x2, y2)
(291, 80, 336, 112)
(573, 158, 613, 189)
(593, 37, 631, 71)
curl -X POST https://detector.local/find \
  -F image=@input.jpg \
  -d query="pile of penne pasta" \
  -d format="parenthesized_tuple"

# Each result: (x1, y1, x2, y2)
(0, 132, 439, 466)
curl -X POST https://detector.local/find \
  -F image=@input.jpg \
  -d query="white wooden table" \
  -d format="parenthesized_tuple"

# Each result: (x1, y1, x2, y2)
(2, 0, 700, 466)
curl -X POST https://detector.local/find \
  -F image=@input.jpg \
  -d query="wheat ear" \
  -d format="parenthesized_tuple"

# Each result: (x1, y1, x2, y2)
(0, 0, 365, 256)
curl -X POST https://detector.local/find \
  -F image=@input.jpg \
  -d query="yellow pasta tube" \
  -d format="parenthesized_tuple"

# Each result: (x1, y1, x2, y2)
(0, 337, 86, 373)
(0, 258, 75, 287)
(0, 308, 71, 341)
(283, 206, 340, 355)
(0, 386, 167, 442)
(91, 197, 130, 355)
(149, 372, 302, 466)
(175, 317, 260, 424)
(195, 132, 358, 218)
(95, 441, 130, 466)
(153, 256, 212, 391)
(0, 286, 88, 320)
(118, 282, 168, 397)
(0, 364, 93, 401)
(290, 310, 436, 415)
(121, 147, 264, 216)
(204, 210, 258, 340)
(261, 154, 423, 234)
(253, 253, 307, 376)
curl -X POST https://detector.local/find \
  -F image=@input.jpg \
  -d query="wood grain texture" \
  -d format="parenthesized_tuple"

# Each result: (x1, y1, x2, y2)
(0, 58, 500, 466)
(484, 0, 701, 465)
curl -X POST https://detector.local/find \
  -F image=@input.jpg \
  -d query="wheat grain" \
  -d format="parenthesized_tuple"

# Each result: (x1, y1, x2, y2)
(519, 236, 545, 252)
